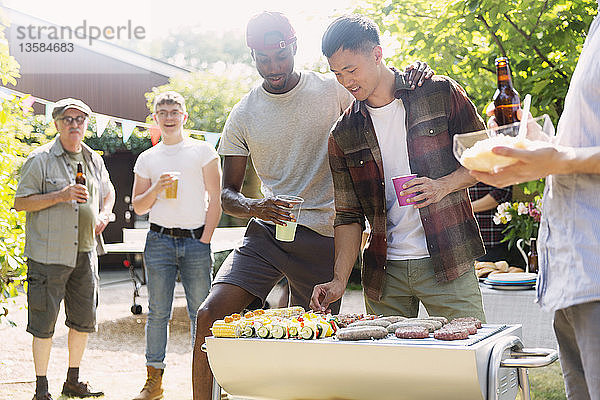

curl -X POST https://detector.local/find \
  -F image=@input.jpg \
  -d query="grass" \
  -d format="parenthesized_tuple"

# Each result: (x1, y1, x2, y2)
(525, 361, 566, 399)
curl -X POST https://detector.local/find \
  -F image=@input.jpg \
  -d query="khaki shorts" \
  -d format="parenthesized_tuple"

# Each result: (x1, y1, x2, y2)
(26, 252, 99, 338)
(364, 257, 486, 322)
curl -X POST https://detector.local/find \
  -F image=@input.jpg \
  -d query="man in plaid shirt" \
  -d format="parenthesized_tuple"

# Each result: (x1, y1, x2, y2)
(310, 15, 486, 321)
(469, 183, 525, 266)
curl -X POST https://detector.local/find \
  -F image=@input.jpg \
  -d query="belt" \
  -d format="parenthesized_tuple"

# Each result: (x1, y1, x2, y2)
(150, 223, 204, 239)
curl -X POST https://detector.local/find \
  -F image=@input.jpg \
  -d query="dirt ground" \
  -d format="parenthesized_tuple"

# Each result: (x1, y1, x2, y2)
(0, 267, 365, 400)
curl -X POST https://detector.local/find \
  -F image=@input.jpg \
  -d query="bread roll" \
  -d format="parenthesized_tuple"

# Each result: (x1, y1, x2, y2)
(476, 267, 495, 278)
(475, 261, 497, 270)
(488, 270, 507, 276)
(494, 260, 510, 272)
(509, 267, 525, 273)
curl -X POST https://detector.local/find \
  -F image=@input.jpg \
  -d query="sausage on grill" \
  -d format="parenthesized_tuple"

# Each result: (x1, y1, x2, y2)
(387, 320, 437, 333)
(347, 319, 391, 328)
(336, 326, 388, 341)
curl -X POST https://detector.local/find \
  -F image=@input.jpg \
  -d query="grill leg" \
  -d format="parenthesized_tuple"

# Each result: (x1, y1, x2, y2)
(212, 377, 222, 400)
(518, 368, 531, 400)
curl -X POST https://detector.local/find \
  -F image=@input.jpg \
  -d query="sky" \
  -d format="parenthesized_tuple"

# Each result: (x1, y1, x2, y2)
(3, 0, 358, 66)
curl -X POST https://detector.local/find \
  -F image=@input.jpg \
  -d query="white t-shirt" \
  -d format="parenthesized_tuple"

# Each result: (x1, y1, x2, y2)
(134, 137, 218, 229)
(366, 100, 429, 260)
(218, 71, 354, 237)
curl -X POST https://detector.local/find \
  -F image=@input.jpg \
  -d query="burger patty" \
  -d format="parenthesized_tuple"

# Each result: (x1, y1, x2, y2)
(451, 317, 482, 329)
(433, 328, 470, 341)
(394, 326, 430, 339)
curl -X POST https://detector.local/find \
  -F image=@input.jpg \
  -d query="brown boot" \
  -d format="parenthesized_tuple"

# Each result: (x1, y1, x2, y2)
(133, 366, 164, 400)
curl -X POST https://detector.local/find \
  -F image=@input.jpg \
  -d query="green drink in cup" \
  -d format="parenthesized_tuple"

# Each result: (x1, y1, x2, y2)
(275, 195, 304, 242)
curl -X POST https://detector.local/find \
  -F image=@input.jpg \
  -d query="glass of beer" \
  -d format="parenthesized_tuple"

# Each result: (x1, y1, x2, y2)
(164, 171, 181, 199)
(275, 195, 304, 242)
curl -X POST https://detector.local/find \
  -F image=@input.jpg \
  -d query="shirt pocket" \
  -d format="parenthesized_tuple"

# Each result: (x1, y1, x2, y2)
(345, 148, 374, 169)
(44, 176, 69, 193)
(410, 116, 448, 138)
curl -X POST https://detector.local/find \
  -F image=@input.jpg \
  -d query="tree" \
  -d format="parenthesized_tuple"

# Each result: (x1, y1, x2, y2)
(150, 28, 253, 70)
(355, 0, 597, 121)
(0, 10, 32, 323)
(146, 69, 256, 133)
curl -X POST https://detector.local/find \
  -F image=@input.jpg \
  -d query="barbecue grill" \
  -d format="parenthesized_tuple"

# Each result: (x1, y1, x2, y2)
(203, 324, 557, 400)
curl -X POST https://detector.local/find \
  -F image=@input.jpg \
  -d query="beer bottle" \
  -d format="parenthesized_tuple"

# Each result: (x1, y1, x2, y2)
(527, 238, 538, 274)
(75, 162, 86, 185)
(75, 162, 86, 203)
(493, 57, 520, 126)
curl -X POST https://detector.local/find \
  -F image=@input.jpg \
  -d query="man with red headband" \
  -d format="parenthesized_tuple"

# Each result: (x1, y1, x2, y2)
(191, 12, 431, 399)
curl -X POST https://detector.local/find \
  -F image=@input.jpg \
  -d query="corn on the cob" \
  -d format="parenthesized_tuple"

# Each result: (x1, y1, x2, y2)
(211, 320, 242, 338)
(263, 306, 305, 318)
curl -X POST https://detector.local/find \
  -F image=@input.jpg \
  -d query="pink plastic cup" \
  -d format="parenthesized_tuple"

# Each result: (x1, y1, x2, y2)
(392, 174, 417, 206)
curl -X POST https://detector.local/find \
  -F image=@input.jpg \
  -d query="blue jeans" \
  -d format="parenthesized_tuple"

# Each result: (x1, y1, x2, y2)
(143, 230, 212, 369)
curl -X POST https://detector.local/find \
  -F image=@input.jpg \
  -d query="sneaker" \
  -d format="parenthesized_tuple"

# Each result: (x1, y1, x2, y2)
(61, 381, 104, 398)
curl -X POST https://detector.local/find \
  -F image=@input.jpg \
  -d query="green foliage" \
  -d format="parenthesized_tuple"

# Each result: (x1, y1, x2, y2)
(519, 178, 546, 196)
(83, 118, 152, 155)
(146, 69, 255, 133)
(22, 114, 153, 156)
(0, 96, 31, 325)
(355, 0, 597, 122)
(0, 9, 32, 322)
(149, 28, 253, 70)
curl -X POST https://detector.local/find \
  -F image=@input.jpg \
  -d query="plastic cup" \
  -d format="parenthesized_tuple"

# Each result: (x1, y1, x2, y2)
(392, 174, 417, 206)
(164, 172, 181, 199)
(275, 195, 304, 242)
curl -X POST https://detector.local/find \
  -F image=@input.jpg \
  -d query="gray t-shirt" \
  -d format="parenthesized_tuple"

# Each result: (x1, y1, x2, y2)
(219, 71, 353, 237)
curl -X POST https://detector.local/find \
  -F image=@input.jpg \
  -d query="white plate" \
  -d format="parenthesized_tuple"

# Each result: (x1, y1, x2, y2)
(485, 272, 538, 283)
(484, 283, 535, 290)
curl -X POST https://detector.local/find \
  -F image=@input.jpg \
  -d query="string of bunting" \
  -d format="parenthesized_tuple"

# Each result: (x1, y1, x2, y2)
(0, 86, 221, 147)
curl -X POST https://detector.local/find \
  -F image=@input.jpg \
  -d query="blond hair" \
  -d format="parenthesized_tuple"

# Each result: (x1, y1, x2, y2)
(153, 91, 187, 113)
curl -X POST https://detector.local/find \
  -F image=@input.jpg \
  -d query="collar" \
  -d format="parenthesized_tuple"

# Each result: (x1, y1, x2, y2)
(353, 67, 414, 116)
(49, 136, 93, 159)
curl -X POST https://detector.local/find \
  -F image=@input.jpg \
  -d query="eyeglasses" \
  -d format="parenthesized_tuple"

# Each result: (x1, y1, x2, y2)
(155, 110, 184, 119)
(58, 115, 87, 125)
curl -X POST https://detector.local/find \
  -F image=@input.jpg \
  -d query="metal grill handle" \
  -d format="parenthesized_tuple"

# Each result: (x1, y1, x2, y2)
(501, 347, 558, 368)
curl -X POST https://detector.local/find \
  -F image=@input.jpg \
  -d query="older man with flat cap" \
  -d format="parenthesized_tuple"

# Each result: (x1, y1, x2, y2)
(14, 98, 115, 400)
(191, 11, 432, 400)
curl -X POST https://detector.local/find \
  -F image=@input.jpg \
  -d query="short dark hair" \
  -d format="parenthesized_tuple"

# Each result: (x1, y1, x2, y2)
(322, 15, 380, 58)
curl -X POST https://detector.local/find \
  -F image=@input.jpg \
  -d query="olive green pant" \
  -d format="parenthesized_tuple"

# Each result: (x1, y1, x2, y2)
(364, 257, 486, 322)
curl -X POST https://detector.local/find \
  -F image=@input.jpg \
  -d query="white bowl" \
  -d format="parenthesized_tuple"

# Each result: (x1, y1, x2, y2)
(453, 114, 555, 172)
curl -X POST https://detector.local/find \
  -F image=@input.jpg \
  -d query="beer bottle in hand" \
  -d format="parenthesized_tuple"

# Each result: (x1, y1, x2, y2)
(75, 162, 86, 203)
(493, 57, 520, 126)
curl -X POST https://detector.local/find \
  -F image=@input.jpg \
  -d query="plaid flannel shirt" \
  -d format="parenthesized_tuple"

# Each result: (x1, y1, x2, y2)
(328, 69, 485, 301)
(468, 183, 512, 247)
